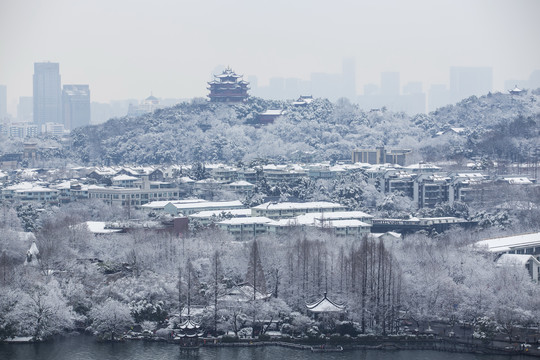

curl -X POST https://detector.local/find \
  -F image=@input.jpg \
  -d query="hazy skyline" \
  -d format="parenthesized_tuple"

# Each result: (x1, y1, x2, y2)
(1, 0, 539, 114)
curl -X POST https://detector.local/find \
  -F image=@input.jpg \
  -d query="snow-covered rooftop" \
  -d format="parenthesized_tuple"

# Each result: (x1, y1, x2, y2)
(474, 232, 540, 253)
(306, 293, 344, 313)
(141, 199, 207, 209)
(170, 200, 244, 210)
(455, 173, 485, 178)
(179, 176, 195, 183)
(293, 211, 373, 225)
(112, 174, 138, 181)
(316, 219, 371, 228)
(218, 216, 273, 225)
(190, 209, 252, 218)
(84, 221, 123, 234)
(404, 163, 441, 170)
(260, 109, 284, 116)
(497, 254, 539, 267)
(370, 232, 402, 240)
(228, 180, 254, 186)
(5, 182, 55, 193)
(253, 201, 344, 211)
(503, 177, 533, 185)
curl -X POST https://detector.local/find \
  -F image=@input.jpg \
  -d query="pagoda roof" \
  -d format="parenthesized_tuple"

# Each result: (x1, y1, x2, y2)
(179, 318, 200, 330)
(215, 67, 243, 78)
(176, 317, 204, 337)
(509, 85, 525, 94)
(216, 73, 242, 79)
(306, 292, 345, 313)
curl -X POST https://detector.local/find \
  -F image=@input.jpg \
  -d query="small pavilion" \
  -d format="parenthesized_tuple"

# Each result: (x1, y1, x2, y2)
(509, 85, 525, 95)
(175, 317, 203, 348)
(306, 292, 345, 319)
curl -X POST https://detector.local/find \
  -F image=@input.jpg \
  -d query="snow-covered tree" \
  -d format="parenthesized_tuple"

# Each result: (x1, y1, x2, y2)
(90, 298, 133, 340)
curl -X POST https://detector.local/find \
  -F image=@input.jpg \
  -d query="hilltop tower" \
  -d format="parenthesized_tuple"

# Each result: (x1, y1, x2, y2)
(207, 67, 250, 103)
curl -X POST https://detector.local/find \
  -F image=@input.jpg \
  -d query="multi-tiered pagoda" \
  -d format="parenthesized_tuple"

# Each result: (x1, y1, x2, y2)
(207, 67, 250, 103)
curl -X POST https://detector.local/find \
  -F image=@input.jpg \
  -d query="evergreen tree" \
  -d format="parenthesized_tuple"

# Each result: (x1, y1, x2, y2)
(245, 240, 267, 295)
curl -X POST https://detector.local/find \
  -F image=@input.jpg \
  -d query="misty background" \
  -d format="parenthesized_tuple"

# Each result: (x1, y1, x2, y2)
(1, 0, 539, 121)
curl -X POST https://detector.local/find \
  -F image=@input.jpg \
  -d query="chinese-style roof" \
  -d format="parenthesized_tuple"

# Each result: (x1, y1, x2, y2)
(177, 318, 204, 338)
(215, 67, 243, 78)
(509, 85, 525, 94)
(306, 292, 345, 313)
(208, 67, 250, 102)
(179, 318, 200, 330)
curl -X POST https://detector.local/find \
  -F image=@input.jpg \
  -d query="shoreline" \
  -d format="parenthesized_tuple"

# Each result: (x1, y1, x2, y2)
(6, 334, 538, 357)
(199, 338, 539, 357)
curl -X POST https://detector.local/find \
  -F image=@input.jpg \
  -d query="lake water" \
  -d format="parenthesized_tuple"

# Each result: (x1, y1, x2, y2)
(0, 335, 527, 360)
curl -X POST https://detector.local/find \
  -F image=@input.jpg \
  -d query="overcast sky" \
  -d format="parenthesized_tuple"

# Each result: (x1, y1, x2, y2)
(1, 0, 539, 113)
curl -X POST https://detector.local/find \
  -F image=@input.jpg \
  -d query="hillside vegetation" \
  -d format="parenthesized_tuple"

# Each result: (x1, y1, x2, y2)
(70, 90, 540, 165)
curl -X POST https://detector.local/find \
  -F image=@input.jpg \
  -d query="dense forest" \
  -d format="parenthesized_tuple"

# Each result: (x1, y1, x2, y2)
(65, 90, 540, 166)
(0, 202, 538, 341)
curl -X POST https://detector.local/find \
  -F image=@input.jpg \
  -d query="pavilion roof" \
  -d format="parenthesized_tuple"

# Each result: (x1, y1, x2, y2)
(306, 292, 345, 313)
(179, 318, 200, 330)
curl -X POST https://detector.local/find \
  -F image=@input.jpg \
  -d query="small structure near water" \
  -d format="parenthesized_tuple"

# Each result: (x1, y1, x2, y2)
(306, 292, 345, 319)
(174, 317, 203, 348)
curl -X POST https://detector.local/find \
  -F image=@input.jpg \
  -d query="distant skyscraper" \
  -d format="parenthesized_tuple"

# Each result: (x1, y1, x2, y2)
(33, 62, 62, 129)
(311, 72, 341, 101)
(247, 75, 258, 92)
(0, 85, 7, 118)
(17, 96, 33, 122)
(62, 84, 90, 129)
(428, 84, 450, 112)
(380, 72, 400, 97)
(342, 58, 356, 101)
(504, 69, 540, 92)
(402, 82, 426, 114)
(449, 66, 492, 102)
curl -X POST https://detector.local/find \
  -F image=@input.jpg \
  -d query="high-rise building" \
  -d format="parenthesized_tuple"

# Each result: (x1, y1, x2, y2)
(380, 72, 400, 97)
(449, 66, 492, 102)
(17, 96, 33, 122)
(62, 84, 90, 129)
(0, 85, 7, 118)
(402, 82, 426, 114)
(33, 62, 62, 129)
(342, 57, 356, 101)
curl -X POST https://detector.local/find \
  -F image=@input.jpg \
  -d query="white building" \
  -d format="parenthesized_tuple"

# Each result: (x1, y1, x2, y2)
(88, 179, 180, 207)
(496, 254, 540, 283)
(474, 232, 540, 258)
(217, 216, 274, 240)
(252, 201, 345, 219)
(164, 200, 245, 216)
(1, 182, 59, 203)
(189, 208, 252, 226)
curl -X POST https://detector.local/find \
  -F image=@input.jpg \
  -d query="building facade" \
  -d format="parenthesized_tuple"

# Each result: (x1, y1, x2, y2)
(0, 85, 7, 119)
(62, 84, 90, 130)
(352, 147, 410, 166)
(33, 62, 62, 130)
